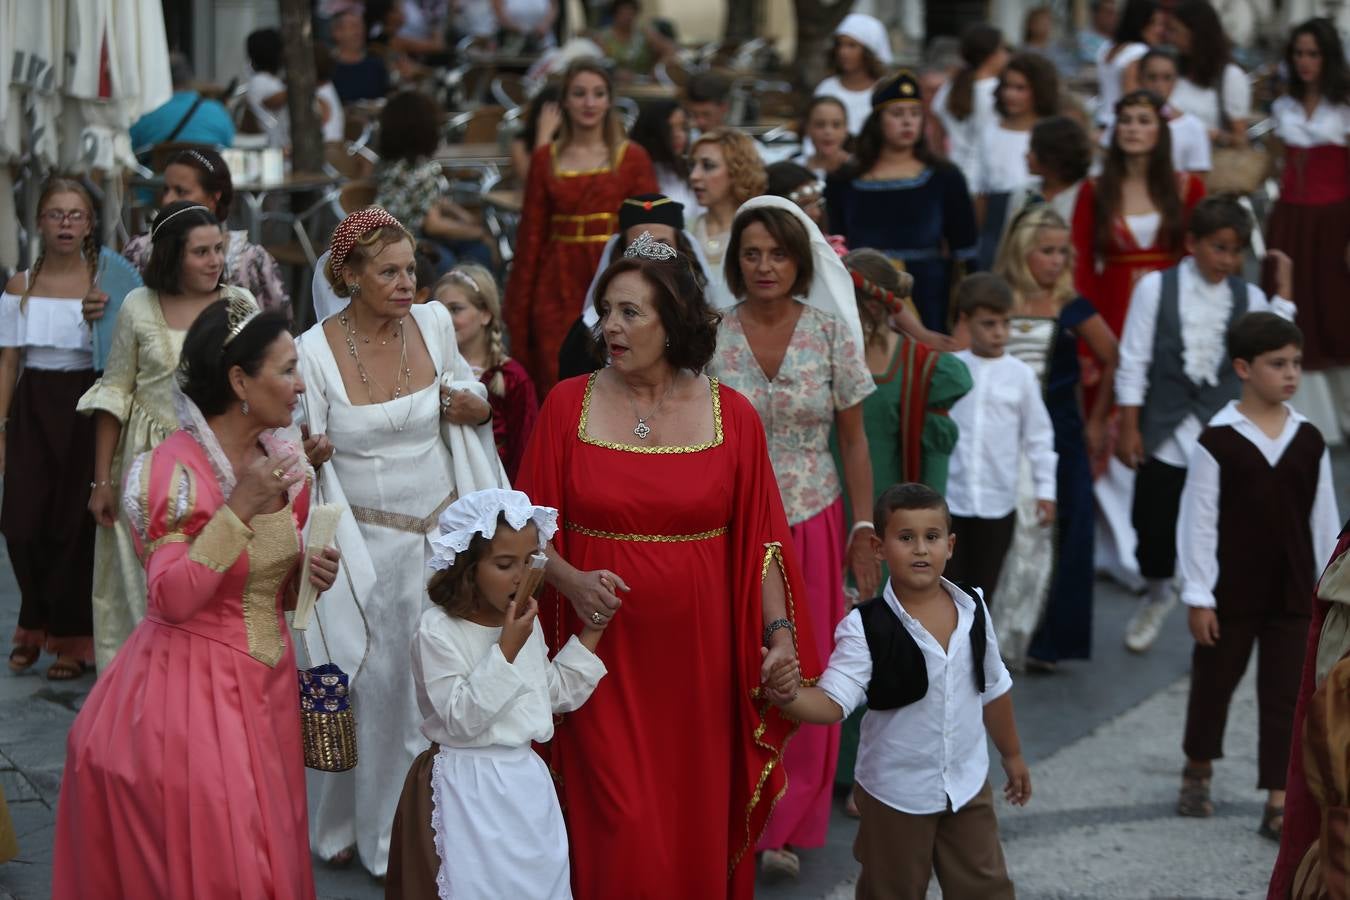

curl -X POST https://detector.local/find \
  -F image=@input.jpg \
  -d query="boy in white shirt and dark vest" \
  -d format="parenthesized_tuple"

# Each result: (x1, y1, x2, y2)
(945, 273, 1058, 607)
(1174, 312, 1339, 840)
(1115, 196, 1295, 653)
(765, 482, 1030, 898)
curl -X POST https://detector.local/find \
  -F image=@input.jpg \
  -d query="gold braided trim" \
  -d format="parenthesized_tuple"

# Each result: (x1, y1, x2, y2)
(240, 506, 295, 667)
(551, 140, 629, 177)
(144, 533, 189, 557)
(730, 542, 804, 876)
(550, 233, 614, 244)
(187, 506, 254, 573)
(577, 373, 724, 454)
(565, 522, 728, 543)
(349, 492, 455, 535)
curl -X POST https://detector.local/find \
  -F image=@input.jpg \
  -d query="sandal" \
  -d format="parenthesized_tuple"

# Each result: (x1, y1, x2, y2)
(8, 645, 39, 673)
(325, 846, 357, 867)
(45, 657, 89, 681)
(845, 789, 861, 819)
(1177, 764, 1214, 818)
(1260, 804, 1284, 841)
(760, 847, 800, 881)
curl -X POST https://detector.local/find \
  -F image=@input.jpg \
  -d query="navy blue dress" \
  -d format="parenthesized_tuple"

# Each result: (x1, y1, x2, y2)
(825, 164, 978, 332)
(1027, 296, 1098, 662)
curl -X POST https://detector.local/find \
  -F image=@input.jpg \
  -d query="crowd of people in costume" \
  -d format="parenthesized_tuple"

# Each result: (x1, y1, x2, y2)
(4, 0, 1350, 896)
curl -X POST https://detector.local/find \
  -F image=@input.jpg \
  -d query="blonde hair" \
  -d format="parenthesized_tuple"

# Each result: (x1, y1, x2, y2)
(992, 204, 1076, 312)
(25, 177, 98, 312)
(690, 128, 768, 206)
(433, 264, 508, 397)
(324, 224, 416, 297)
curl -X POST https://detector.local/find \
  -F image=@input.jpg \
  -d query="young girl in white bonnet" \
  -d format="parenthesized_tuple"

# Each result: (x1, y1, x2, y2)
(384, 488, 612, 899)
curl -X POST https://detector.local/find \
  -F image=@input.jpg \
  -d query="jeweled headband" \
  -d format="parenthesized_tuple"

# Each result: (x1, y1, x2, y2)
(151, 204, 211, 242)
(329, 207, 408, 276)
(222, 291, 263, 346)
(623, 231, 678, 262)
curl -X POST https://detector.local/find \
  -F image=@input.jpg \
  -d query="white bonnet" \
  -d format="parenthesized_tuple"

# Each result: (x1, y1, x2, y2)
(427, 489, 558, 572)
(835, 13, 893, 66)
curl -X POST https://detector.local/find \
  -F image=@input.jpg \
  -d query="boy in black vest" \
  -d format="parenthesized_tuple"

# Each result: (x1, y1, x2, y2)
(1174, 313, 1339, 839)
(765, 483, 1029, 899)
(1115, 196, 1294, 653)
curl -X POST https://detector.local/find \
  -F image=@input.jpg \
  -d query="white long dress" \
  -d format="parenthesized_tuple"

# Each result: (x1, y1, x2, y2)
(414, 606, 605, 899)
(296, 301, 499, 877)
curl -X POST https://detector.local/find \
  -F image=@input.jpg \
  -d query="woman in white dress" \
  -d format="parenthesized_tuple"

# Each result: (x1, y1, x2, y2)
(296, 207, 501, 877)
(812, 13, 892, 136)
(1166, 0, 1250, 146)
(1094, 0, 1165, 126)
(933, 23, 1008, 189)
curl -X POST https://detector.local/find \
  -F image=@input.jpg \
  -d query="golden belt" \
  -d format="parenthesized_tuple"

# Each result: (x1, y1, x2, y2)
(350, 492, 455, 535)
(549, 212, 617, 244)
(566, 521, 728, 543)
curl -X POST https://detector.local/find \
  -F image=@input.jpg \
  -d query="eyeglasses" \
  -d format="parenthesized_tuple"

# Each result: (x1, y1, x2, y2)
(41, 209, 90, 224)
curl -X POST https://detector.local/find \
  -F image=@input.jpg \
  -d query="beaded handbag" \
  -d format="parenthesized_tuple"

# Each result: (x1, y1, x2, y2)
(299, 663, 358, 772)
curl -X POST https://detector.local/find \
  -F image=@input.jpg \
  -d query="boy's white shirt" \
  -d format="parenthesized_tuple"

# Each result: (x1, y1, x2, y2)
(1176, 400, 1340, 609)
(817, 578, 1014, 815)
(947, 350, 1058, 518)
(1115, 256, 1296, 467)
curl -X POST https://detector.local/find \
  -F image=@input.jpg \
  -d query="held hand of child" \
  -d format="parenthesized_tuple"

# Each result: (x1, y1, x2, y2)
(1116, 423, 1144, 470)
(1188, 607, 1221, 647)
(1036, 500, 1056, 526)
(308, 546, 341, 592)
(499, 596, 538, 663)
(1001, 754, 1032, 806)
(759, 647, 801, 705)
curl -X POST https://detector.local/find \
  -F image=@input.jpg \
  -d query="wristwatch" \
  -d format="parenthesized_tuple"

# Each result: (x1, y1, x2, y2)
(762, 618, 794, 646)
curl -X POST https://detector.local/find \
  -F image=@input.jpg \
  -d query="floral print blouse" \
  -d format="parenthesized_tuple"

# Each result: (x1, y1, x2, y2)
(706, 302, 875, 525)
(374, 158, 449, 231)
(122, 231, 290, 319)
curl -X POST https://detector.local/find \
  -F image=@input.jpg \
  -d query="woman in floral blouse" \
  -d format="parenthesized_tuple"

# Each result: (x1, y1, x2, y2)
(122, 148, 289, 318)
(705, 195, 876, 881)
(374, 91, 493, 271)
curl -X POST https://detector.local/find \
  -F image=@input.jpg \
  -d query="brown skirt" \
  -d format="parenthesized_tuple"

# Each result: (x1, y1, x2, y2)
(1266, 200, 1350, 370)
(385, 743, 441, 900)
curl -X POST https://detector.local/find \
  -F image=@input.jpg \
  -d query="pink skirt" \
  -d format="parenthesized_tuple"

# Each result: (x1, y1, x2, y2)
(757, 497, 845, 851)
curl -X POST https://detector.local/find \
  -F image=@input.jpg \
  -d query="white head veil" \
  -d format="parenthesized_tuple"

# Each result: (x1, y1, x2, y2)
(312, 250, 344, 322)
(834, 13, 893, 66)
(717, 194, 865, 353)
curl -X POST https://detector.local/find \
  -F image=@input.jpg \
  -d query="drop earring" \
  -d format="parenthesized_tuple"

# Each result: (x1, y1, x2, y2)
(241, 399, 250, 416)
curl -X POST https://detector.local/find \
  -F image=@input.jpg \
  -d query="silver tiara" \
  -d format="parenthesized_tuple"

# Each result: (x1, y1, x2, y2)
(623, 231, 678, 262)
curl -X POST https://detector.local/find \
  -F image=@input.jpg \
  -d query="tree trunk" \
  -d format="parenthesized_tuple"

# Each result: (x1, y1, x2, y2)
(279, 0, 323, 175)
(725, 0, 761, 48)
(793, 0, 852, 91)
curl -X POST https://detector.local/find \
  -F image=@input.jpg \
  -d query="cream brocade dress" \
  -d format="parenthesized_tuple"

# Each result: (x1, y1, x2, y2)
(76, 286, 256, 672)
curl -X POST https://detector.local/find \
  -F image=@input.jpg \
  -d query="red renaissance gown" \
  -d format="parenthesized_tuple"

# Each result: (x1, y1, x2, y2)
(504, 141, 658, 396)
(52, 418, 315, 900)
(515, 373, 821, 899)
(482, 356, 540, 483)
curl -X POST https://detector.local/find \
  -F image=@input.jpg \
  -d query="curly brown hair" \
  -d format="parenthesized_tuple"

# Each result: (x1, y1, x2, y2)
(690, 128, 767, 206)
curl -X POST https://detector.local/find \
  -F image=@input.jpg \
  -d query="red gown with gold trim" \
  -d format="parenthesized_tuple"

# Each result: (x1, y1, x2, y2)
(504, 141, 657, 396)
(515, 374, 820, 899)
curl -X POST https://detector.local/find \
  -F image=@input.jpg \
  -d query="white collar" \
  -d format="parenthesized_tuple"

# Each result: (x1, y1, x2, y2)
(1209, 399, 1307, 430)
(882, 576, 974, 621)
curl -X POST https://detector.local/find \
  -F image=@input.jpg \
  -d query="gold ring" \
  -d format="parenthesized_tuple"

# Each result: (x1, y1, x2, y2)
(272, 468, 286, 479)
(590, 611, 604, 625)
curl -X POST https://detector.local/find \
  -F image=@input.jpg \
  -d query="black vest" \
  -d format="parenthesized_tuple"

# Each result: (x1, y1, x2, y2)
(856, 584, 988, 711)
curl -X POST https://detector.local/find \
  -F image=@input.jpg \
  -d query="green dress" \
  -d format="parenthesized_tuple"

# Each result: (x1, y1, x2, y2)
(831, 336, 973, 786)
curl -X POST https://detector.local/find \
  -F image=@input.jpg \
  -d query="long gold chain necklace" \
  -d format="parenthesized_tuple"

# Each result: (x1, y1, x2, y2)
(340, 308, 415, 432)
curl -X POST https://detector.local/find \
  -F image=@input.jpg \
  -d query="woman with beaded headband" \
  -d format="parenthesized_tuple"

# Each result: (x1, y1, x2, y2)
(53, 298, 341, 899)
(504, 58, 658, 395)
(111, 148, 290, 317)
(295, 207, 502, 877)
(77, 201, 260, 672)
(826, 70, 979, 333)
(705, 195, 876, 879)
(0, 177, 102, 680)
(514, 231, 820, 898)
(432, 264, 540, 481)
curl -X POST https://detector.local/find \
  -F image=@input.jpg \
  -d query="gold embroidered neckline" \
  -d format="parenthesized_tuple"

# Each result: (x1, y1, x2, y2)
(551, 140, 629, 178)
(577, 372, 724, 454)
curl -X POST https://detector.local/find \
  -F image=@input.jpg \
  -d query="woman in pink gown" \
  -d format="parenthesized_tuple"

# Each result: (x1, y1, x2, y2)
(51, 299, 340, 900)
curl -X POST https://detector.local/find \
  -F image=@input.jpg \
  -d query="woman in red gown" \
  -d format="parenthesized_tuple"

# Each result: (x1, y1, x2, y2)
(504, 58, 657, 395)
(1070, 89, 1204, 592)
(515, 240, 818, 899)
(51, 300, 340, 899)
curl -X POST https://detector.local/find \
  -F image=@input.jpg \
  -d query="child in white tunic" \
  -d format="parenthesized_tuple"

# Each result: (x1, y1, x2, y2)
(385, 489, 609, 900)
